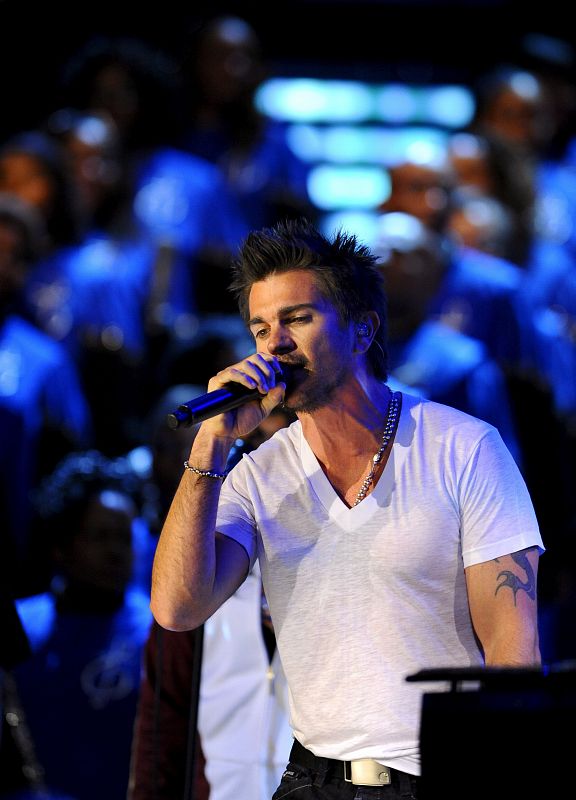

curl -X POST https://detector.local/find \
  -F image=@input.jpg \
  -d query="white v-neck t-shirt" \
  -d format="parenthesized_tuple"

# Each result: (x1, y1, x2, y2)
(216, 391, 543, 775)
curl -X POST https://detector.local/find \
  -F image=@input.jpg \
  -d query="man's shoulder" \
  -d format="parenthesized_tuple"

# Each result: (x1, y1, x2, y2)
(228, 420, 301, 477)
(401, 390, 496, 436)
(251, 419, 300, 457)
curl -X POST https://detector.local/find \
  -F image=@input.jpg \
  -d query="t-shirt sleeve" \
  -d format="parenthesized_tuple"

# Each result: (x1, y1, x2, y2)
(216, 460, 258, 569)
(458, 426, 544, 568)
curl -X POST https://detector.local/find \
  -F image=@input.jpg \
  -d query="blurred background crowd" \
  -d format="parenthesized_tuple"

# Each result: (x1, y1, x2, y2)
(1, 1, 576, 798)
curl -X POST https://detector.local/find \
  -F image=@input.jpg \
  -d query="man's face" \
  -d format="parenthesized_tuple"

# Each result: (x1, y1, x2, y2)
(247, 269, 353, 413)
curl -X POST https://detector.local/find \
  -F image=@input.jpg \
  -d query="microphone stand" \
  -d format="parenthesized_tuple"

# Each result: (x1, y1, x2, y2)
(183, 625, 204, 800)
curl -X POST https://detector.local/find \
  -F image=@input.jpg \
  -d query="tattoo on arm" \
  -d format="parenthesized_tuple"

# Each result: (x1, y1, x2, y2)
(494, 548, 537, 605)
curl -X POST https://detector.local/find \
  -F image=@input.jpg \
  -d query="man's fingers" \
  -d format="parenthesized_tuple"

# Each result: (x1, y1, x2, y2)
(261, 384, 285, 413)
(212, 356, 280, 394)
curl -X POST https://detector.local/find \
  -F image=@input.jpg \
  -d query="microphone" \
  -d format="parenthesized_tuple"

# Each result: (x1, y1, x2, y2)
(166, 362, 298, 429)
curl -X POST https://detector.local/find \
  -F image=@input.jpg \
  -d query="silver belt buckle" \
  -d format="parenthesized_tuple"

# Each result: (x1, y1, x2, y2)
(344, 758, 392, 786)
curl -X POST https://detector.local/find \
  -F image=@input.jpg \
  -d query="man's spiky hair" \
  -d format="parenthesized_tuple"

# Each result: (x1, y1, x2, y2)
(229, 217, 388, 379)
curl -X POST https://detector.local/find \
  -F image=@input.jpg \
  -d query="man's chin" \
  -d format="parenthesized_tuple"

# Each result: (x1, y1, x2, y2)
(283, 377, 341, 414)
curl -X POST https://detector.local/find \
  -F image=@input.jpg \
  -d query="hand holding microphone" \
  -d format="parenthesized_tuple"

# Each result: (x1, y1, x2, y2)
(167, 359, 298, 429)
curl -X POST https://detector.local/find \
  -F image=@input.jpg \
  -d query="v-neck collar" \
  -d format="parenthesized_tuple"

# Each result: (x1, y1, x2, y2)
(298, 391, 411, 529)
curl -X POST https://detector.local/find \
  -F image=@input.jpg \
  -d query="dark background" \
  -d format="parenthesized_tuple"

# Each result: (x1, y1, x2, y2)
(1, 0, 575, 140)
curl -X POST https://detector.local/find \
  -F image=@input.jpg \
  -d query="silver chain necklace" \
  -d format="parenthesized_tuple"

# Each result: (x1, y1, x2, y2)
(352, 390, 401, 507)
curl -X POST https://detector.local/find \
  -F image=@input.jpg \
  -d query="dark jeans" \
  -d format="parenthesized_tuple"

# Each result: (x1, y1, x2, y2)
(272, 745, 419, 800)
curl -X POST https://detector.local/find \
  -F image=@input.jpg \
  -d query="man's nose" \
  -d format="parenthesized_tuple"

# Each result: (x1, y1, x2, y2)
(266, 325, 295, 355)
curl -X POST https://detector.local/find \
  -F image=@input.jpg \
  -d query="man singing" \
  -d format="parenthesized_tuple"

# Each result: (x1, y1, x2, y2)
(151, 218, 543, 799)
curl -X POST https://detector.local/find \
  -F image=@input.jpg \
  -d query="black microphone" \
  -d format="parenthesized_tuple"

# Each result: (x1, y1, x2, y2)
(166, 363, 297, 429)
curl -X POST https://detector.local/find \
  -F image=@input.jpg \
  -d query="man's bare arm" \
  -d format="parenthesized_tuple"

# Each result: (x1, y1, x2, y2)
(465, 546, 541, 666)
(150, 355, 286, 631)
(150, 428, 250, 631)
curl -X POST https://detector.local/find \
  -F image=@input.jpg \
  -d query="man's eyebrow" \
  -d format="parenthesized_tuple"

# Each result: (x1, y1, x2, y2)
(248, 303, 319, 328)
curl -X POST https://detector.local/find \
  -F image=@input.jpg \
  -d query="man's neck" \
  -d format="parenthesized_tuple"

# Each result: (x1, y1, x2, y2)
(299, 377, 391, 458)
(299, 379, 395, 507)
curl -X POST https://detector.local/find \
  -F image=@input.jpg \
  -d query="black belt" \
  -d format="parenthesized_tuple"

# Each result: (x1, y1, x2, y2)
(290, 738, 413, 787)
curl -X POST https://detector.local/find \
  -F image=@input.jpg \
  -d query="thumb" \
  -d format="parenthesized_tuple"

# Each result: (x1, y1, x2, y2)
(261, 383, 286, 414)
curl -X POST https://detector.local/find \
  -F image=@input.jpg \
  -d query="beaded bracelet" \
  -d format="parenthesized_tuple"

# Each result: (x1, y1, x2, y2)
(183, 461, 227, 481)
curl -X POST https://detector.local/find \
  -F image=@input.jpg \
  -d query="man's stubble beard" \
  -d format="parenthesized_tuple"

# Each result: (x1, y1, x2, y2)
(282, 360, 349, 414)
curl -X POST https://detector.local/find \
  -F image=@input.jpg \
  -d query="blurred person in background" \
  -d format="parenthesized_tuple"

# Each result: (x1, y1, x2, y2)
(446, 188, 517, 260)
(0, 130, 82, 253)
(372, 211, 523, 467)
(21, 102, 249, 455)
(469, 64, 576, 271)
(379, 140, 525, 372)
(177, 14, 315, 233)
(56, 35, 184, 169)
(466, 63, 576, 546)
(0, 192, 92, 597)
(446, 130, 535, 266)
(12, 450, 151, 800)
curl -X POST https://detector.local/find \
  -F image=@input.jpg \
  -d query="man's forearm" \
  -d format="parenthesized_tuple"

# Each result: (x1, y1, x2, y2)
(150, 430, 234, 631)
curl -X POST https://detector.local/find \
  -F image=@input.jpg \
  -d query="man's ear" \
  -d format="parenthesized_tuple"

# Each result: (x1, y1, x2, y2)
(354, 312, 380, 352)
